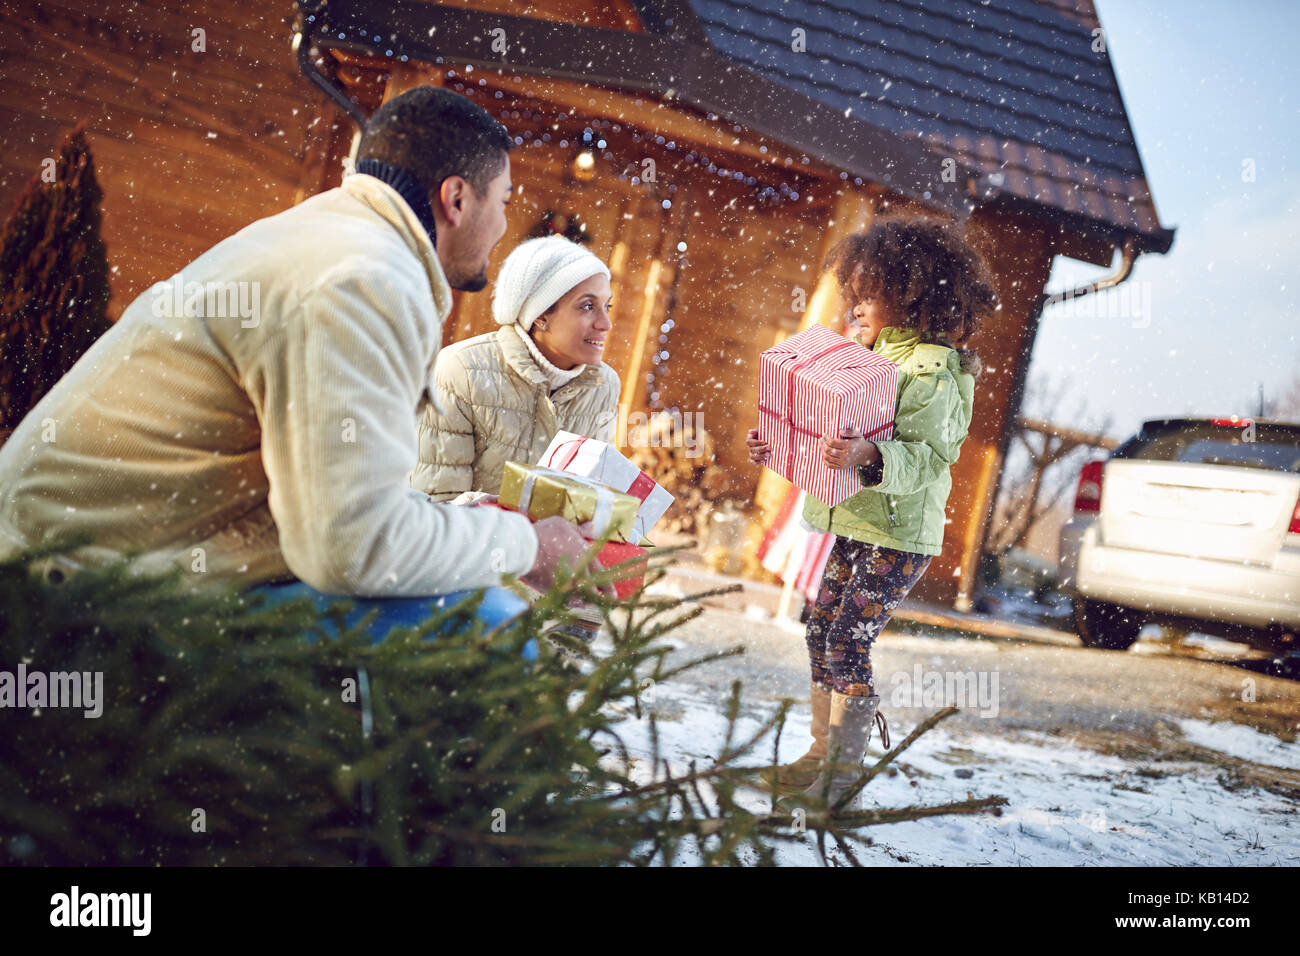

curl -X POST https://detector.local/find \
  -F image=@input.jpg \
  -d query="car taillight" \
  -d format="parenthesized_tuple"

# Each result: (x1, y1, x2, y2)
(1290, 493, 1300, 535)
(1074, 460, 1105, 513)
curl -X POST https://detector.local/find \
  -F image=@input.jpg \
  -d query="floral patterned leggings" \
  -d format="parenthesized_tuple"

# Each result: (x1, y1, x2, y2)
(804, 535, 932, 697)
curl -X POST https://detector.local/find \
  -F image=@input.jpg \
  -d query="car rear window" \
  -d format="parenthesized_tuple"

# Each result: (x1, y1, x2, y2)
(1112, 421, 1300, 474)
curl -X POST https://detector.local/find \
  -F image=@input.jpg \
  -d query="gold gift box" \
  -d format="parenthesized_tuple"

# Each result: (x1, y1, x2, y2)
(499, 461, 641, 543)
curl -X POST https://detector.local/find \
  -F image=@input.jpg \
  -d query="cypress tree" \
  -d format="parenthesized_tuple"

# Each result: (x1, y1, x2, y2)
(0, 123, 113, 443)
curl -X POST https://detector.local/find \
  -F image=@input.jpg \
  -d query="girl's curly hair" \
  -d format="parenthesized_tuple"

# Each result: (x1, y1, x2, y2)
(827, 216, 998, 378)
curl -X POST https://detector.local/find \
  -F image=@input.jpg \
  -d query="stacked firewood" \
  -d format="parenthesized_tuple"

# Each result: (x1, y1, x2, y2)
(626, 411, 731, 537)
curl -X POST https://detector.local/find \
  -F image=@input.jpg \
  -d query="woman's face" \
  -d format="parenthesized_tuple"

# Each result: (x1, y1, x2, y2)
(531, 273, 613, 370)
(843, 268, 892, 348)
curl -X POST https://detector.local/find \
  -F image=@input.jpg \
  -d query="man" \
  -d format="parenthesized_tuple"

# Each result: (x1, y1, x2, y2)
(0, 87, 597, 618)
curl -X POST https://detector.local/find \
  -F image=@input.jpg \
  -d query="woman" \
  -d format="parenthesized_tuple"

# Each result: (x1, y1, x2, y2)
(748, 217, 997, 811)
(412, 235, 621, 503)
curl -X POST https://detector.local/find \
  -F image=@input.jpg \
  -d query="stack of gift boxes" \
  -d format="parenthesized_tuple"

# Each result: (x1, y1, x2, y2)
(495, 431, 674, 599)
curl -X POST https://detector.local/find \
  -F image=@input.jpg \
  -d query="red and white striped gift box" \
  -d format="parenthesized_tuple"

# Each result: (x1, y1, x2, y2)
(757, 324, 897, 507)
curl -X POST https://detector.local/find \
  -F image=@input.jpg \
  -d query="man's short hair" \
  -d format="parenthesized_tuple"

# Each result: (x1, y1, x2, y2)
(357, 86, 514, 198)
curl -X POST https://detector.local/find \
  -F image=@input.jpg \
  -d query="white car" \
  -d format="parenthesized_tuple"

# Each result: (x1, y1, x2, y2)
(1058, 418, 1300, 651)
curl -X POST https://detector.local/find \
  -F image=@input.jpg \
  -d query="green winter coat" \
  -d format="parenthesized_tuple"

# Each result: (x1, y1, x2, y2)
(802, 326, 975, 556)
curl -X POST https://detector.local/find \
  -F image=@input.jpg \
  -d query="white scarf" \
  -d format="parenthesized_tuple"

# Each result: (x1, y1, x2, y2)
(515, 324, 586, 392)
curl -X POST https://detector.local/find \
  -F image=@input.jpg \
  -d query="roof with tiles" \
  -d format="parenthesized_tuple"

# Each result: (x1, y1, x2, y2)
(684, 0, 1172, 251)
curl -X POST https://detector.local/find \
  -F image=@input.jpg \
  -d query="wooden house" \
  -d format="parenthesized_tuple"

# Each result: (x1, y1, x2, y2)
(0, 0, 1173, 607)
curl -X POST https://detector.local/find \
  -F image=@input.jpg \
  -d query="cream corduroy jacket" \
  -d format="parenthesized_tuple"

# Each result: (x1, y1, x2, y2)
(411, 326, 620, 501)
(0, 173, 539, 595)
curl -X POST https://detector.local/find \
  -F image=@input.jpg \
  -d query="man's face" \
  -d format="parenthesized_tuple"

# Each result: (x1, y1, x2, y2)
(437, 154, 512, 292)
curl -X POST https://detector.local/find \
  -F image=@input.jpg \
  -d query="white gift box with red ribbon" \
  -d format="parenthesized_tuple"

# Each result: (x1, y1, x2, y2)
(539, 431, 674, 543)
(757, 324, 898, 508)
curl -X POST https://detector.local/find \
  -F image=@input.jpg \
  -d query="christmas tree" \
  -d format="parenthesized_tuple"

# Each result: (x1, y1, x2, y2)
(0, 124, 113, 443)
(0, 538, 1005, 866)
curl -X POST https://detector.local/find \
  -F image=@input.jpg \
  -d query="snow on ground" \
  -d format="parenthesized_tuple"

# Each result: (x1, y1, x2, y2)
(1174, 717, 1300, 772)
(602, 678, 1299, 866)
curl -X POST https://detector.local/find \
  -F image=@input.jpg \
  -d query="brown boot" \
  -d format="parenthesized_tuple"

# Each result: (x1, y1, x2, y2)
(781, 691, 888, 813)
(758, 682, 831, 795)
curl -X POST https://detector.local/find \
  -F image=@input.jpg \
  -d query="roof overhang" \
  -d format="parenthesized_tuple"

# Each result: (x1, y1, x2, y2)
(291, 0, 977, 220)
(976, 187, 1175, 259)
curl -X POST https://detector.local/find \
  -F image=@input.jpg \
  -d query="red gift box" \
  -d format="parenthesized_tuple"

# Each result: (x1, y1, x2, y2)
(595, 540, 650, 600)
(757, 324, 897, 507)
(479, 501, 648, 598)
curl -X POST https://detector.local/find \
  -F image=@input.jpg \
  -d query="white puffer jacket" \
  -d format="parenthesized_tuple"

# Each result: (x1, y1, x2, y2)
(411, 326, 620, 501)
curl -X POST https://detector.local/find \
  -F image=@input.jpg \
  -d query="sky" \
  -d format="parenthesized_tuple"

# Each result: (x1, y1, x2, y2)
(1025, 0, 1300, 439)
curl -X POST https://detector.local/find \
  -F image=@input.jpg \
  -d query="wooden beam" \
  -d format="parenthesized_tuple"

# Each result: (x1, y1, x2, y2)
(955, 443, 1000, 611)
(616, 256, 664, 450)
(1018, 417, 1121, 450)
(934, 207, 1057, 608)
(797, 188, 877, 334)
(381, 62, 443, 103)
(1043, 222, 1117, 268)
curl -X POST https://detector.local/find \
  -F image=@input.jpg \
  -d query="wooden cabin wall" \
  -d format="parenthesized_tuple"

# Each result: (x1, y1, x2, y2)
(653, 179, 833, 497)
(915, 207, 1056, 606)
(0, 1, 330, 318)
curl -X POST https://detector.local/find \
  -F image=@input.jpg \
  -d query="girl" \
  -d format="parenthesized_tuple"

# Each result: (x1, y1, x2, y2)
(747, 217, 998, 811)
(412, 235, 622, 503)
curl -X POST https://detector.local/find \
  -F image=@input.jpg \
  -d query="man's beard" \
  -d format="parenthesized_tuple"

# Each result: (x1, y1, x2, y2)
(449, 265, 489, 292)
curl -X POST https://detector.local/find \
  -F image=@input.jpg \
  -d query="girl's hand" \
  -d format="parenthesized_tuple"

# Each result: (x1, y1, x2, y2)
(746, 427, 772, 466)
(821, 427, 879, 470)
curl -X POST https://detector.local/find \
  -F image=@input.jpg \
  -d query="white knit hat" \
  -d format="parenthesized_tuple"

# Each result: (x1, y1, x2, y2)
(492, 236, 611, 331)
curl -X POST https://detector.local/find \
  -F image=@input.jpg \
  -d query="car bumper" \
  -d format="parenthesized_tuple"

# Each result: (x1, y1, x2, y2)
(1068, 524, 1300, 630)
(1057, 515, 1091, 591)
